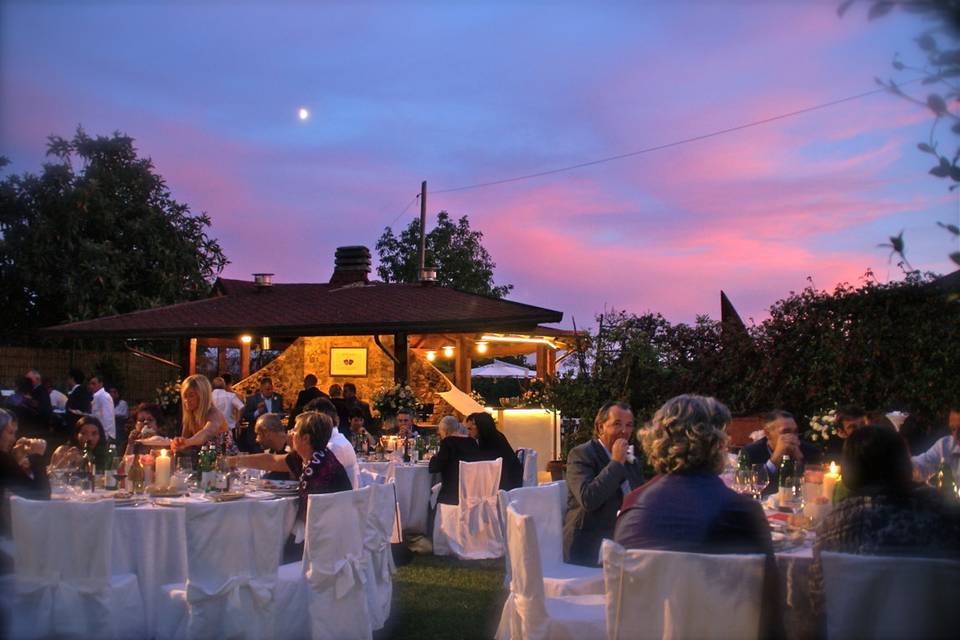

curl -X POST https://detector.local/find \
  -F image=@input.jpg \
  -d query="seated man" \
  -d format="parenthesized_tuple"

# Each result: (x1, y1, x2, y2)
(742, 410, 821, 494)
(911, 405, 960, 483)
(562, 401, 645, 567)
(429, 415, 479, 505)
(252, 413, 293, 480)
(810, 425, 960, 613)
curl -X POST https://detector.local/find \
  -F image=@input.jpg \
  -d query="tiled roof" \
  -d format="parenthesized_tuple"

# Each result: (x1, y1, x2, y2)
(42, 278, 564, 338)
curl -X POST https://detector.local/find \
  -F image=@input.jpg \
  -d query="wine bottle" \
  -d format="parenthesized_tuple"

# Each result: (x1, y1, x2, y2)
(104, 444, 118, 490)
(128, 454, 145, 494)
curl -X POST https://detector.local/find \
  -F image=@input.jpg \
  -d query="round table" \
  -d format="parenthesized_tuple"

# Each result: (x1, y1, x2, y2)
(359, 461, 435, 534)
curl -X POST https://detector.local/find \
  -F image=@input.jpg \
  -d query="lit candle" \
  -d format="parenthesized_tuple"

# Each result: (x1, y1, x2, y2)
(823, 461, 841, 500)
(155, 449, 172, 488)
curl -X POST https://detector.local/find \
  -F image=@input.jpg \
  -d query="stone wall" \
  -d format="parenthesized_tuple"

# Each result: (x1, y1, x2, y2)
(232, 336, 454, 419)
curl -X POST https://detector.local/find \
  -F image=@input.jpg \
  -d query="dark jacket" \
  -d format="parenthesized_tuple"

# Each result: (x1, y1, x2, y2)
(243, 392, 285, 425)
(742, 436, 822, 493)
(428, 436, 481, 505)
(66, 385, 92, 428)
(615, 472, 772, 553)
(0, 452, 50, 536)
(563, 439, 645, 566)
(287, 387, 328, 429)
(477, 431, 523, 492)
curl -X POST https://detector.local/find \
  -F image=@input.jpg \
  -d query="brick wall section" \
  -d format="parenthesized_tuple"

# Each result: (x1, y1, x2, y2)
(0, 346, 179, 403)
(232, 335, 455, 421)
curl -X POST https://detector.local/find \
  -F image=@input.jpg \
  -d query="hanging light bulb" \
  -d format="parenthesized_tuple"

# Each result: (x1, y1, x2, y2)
(426, 350, 437, 362)
(240, 335, 253, 344)
(475, 341, 488, 354)
(442, 345, 455, 358)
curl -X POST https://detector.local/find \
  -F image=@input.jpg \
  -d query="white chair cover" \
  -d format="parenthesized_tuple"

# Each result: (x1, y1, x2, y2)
(497, 483, 603, 596)
(496, 505, 605, 640)
(821, 551, 959, 640)
(9, 496, 145, 640)
(518, 448, 538, 487)
(601, 540, 765, 640)
(158, 499, 286, 640)
(362, 483, 398, 631)
(303, 488, 373, 640)
(434, 459, 504, 559)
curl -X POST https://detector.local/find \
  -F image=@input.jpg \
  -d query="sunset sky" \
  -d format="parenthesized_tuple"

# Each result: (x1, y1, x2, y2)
(2, 1, 958, 328)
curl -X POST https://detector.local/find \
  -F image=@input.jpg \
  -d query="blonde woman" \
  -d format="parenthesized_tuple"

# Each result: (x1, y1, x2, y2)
(171, 375, 237, 454)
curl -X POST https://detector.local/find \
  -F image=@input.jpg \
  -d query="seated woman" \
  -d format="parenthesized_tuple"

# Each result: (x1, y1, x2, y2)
(429, 415, 480, 505)
(0, 409, 50, 534)
(171, 375, 237, 456)
(809, 425, 960, 611)
(73, 415, 108, 471)
(614, 394, 772, 553)
(466, 412, 523, 491)
(346, 407, 377, 450)
(291, 411, 353, 521)
(123, 403, 165, 456)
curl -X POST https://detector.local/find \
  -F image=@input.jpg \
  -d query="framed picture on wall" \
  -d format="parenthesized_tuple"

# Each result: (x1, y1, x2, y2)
(330, 347, 368, 377)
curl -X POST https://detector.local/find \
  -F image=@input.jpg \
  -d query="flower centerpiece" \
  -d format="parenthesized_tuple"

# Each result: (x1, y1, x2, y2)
(804, 409, 841, 451)
(371, 383, 418, 418)
(155, 379, 182, 417)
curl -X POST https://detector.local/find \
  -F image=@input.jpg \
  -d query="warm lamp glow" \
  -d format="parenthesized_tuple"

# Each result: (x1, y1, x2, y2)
(475, 341, 488, 354)
(261, 336, 271, 350)
(828, 461, 838, 475)
(426, 350, 437, 362)
(240, 335, 253, 344)
(442, 345, 455, 358)
(480, 334, 557, 349)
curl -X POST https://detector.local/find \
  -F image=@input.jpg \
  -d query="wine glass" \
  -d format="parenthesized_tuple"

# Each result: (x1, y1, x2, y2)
(733, 468, 753, 495)
(750, 464, 769, 500)
(780, 472, 804, 514)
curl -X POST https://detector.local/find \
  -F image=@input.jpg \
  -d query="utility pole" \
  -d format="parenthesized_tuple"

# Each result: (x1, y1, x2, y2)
(418, 180, 427, 280)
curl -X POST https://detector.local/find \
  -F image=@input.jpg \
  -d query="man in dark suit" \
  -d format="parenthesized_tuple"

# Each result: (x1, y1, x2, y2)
(64, 368, 92, 431)
(743, 409, 821, 494)
(287, 374, 328, 429)
(428, 418, 481, 505)
(241, 376, 285, 452)
(342, 382, 375, 432)
(563, 401, 646, 567)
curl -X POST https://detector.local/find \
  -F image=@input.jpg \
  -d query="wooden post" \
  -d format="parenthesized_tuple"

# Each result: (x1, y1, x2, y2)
(455, 336, 471, 393)
(240, 340, 251, 380)
(546, 348, 557, 377)
(188, 338, 198, 375)
(217, 347, 226, 375)
(536, 345, 548, 379)
(394, 332, 408, 385)
(418, 181, 427, 278)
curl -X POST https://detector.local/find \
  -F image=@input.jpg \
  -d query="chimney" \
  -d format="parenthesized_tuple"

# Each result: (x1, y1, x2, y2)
(252, 273, 274, 289)
(329, 246, 371, 287)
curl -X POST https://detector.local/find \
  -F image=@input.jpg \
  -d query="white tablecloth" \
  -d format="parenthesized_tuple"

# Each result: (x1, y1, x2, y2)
(360, 462, 435, 534)
(108, 496, 297, 637)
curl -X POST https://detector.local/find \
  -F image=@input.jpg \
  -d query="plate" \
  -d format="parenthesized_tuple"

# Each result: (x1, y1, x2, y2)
(209, 492, 245, 502)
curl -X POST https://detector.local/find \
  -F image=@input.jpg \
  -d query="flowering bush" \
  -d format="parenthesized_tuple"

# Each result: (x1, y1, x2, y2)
(519, 378, 548, 408)
(155, 379, 182, 416)
(469, 389, 487, 406)
(804, 409, 840, 450)
(371, 384, 418, 417)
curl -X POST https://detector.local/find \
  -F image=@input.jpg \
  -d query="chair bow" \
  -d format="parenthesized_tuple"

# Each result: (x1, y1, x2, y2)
(306, 552, 366, 599)
(15, 573, 112, 638)
(186, 575, 276, 639)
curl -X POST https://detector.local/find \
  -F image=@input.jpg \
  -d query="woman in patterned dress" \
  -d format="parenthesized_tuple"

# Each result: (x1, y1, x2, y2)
(171, 374, 237, 455)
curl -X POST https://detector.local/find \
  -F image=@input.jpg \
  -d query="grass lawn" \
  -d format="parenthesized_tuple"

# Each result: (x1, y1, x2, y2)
(376, 554, 507, 640)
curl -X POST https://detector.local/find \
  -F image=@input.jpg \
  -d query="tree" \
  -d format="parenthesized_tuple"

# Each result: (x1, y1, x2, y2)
(0, 128, 228, 340)
(375, 211, 513, 298)
(842, 0, 960, 267)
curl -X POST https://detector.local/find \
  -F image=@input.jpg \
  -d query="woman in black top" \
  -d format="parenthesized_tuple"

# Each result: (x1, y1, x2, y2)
(466, 412, 523, 491)
(428, 416, 480, 505)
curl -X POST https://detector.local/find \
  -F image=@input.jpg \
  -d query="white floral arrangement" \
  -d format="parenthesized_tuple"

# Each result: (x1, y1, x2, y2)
(469, 389, 487, 406)
(155, 379, 182, 415)
(371, 383, 418, 417)
(805, 409, 840, 449)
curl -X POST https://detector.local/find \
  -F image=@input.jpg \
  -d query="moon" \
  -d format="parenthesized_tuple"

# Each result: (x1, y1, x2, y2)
(298, 107, 310, 121)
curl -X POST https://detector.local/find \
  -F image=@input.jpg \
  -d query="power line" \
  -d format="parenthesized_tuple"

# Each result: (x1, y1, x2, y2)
(385, 193, 420, 228)
(433, 83, 917, 195)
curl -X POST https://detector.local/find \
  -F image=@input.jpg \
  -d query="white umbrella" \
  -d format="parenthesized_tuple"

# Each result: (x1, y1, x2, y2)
(470, 359, 536, 379)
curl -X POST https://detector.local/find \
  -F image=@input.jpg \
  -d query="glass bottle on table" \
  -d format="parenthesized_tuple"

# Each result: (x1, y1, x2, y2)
(936, 462, 958, 502)
(81, 443, 96, 492)
(128, 454, 145, 494)
(104, 444, 119, 491)
(402, 437, 411, 463)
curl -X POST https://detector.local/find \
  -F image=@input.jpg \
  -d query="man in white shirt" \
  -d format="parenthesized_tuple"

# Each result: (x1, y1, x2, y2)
(303, 397, 360, 490)
(88, 375, 116, 440)
(912, 407, 960, 481)
(211, 376, 244, 430)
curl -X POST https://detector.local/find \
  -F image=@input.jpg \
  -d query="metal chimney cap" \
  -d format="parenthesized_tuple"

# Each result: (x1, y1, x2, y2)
(252, 273, 274, 287)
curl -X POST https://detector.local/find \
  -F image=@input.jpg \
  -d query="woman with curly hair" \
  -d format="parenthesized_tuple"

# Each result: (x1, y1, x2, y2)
(614, 394, 772, 554)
